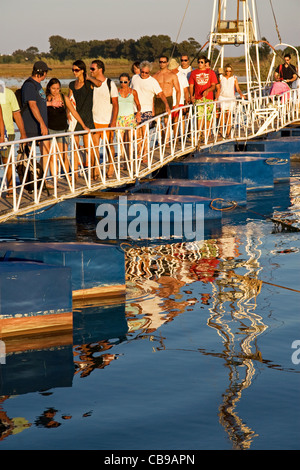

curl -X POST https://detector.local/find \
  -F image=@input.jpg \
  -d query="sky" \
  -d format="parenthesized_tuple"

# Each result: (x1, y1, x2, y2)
(1, 0, 299, 56)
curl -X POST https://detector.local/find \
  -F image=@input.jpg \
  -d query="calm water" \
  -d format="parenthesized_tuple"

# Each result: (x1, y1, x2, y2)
(0, 172, 299, 450)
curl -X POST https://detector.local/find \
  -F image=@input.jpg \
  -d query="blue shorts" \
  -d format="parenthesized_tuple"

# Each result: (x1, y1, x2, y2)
(140, 111, 153, 124)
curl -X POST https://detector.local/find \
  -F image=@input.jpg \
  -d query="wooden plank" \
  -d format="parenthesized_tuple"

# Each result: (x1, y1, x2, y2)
(0, 311, 73, 338)
(4, 331, 73, 354)
(72, 284, 126, 300)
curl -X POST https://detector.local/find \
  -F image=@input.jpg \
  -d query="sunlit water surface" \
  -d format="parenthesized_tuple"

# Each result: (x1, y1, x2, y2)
(0, 167, 299, 451)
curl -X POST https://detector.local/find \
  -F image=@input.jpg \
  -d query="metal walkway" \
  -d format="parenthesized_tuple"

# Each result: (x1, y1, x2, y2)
(1, 89, 299, 223)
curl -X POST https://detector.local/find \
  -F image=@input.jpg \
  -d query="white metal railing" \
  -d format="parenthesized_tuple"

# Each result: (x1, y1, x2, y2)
(0, 87, 299, 221)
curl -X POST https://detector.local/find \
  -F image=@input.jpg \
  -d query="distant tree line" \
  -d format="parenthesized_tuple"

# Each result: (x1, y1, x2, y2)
(1, 34, 299, 64)
(0, 35, 202, 63)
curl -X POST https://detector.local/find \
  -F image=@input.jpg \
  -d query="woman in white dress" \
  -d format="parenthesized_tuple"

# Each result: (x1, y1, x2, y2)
(215, 64, 245, 138)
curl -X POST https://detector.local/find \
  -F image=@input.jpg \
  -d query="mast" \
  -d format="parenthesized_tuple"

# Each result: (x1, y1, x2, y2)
(208, 0, 262, 99)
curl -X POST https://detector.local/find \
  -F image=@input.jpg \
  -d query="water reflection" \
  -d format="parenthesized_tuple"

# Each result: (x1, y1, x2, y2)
(123, 226, 267, 449)
(0, 215, 298, 446)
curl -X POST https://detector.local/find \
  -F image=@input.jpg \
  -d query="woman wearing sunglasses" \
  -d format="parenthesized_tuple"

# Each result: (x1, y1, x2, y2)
(117, 73, 141, 162)
(68, 60, 95, 180)
(215, 64, 245, 138)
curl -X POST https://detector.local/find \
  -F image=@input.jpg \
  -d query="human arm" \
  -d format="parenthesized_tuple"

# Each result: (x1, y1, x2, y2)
(234, 78, 245, 99)
(110, 97, 119, 127)
(28, 101, 48, 135)
(202, 83, 216, 99)
(274, 71, 280, 82)
(47, 97, 63, 108)
(183, 86, 190, 105)
(173, 75, 181, 108)
(0, 106, 4, 143)
(286, 70, 297, 86)
(215, 83, 220, 101)
(133, 90, 141, 123)
(86, 75, 102, 88)
(189, 84, 195, 103)
(64, 95, 89, 131)
(13, 111, 27, 139)
(203, 70, 217, 99)
(157, 91, 171, 114)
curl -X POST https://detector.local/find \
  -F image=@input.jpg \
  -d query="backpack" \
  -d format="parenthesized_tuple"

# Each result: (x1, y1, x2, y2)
(15, 78, 41, 114)
(15, 88, 23, 110)
(16, 143, 47, 195)
(107, 78, 112, 104)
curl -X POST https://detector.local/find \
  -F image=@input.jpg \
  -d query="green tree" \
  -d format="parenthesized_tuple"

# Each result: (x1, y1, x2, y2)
(176, 37, 202, 59)
(135, 35, 173, 61)
(49, 35, 76, 60)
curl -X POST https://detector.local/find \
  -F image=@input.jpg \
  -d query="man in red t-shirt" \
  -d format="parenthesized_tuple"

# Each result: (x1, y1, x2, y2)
(189, 55, 218, 142)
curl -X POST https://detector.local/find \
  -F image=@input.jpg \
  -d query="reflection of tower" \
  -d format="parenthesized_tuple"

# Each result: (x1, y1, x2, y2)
(207, 223, 267, 449)
(208, 0, 262, 98)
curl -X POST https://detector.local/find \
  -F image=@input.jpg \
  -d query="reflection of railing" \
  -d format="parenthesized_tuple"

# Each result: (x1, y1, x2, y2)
(0, 88, 299, 221)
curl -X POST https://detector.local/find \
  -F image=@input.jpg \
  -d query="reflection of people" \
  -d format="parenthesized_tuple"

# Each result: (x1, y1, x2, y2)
(35, 408, 61, 428)
(274, 53, 297, 88)
(0, 83, 27, 196)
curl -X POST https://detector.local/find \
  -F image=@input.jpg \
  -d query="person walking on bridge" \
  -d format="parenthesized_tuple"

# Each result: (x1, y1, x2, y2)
(132, 61, 171, 162)
(69, 60, 95, 181)
(0, 80, 27, 197)
(189, 55, 218, 143)
(153, 56, 180, 146)
(89, 59, 119, 179)
(21, 61, 52, 179)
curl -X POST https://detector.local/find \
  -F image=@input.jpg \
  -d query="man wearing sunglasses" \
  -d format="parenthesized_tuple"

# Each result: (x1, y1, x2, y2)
(189, 55, 218, 142)
(153, 56, 180, 117)
(89, 60, 119, 178)
(178, 55, 193, 80)
(132, 61, 171, 123)
(274, 53, 298, 88)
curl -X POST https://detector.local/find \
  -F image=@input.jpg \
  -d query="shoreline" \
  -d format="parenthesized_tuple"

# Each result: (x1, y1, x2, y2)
(0, 57, 248, 78)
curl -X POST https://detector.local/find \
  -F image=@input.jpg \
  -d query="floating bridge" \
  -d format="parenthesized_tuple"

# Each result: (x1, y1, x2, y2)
(0, 88, 299, 223)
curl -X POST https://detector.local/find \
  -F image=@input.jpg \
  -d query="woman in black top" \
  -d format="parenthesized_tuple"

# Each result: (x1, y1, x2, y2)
(68, 60, 97, 180)
(47, 77, 89, 182)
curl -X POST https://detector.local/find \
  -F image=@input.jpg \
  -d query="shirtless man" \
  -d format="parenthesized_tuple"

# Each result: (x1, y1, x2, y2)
(153, 56, 180, 117)
(153, 56, 180, 145)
